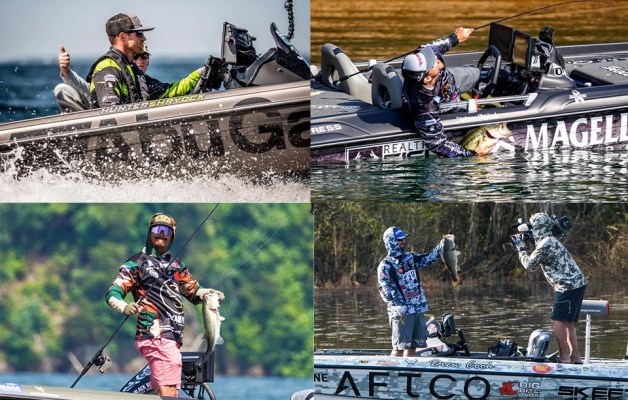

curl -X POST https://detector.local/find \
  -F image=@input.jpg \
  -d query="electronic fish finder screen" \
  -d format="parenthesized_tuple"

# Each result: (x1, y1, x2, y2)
(489, 23, 515, 62)
(221, 22, 238, 65)
(512, 30, 539, 70)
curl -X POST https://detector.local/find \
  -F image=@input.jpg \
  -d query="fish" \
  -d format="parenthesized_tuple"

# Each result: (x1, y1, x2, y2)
(460, 123, 512, 156)
(202, 291, 225, 354)
(441, 234, 461, 286)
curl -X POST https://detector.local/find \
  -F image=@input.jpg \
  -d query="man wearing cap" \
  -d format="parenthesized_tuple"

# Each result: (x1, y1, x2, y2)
(515, 213, 587, 364)
(401, 27, 480, 158)
(377, 226, 448, 356)
(105, 213, 223, 396)
(86, 13, 210, 108)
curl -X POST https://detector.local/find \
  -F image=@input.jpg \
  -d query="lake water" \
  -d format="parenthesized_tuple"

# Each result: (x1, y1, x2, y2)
(0, 372, 311, 400)
(310, 0, 628, 202)
(315, 281, 628, 360)
(0, 61, 309, 202)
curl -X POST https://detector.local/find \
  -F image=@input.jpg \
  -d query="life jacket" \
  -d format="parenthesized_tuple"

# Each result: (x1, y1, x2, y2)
(86, 47, 150, 105)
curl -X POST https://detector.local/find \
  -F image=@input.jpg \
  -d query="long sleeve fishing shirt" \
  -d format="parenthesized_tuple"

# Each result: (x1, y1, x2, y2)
(401, 34, 475, 158)
(105, 251, 206, 345)
(378, 242, 443, 319)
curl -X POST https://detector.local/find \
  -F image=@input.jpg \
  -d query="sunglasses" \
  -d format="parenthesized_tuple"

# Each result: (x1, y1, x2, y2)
(133, 53, 150, 61)
(151, 225, 173, 236)
(126, 31, 145, 38)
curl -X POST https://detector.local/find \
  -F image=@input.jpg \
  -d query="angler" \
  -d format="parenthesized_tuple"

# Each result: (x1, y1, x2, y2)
(105, 212, 223, 397)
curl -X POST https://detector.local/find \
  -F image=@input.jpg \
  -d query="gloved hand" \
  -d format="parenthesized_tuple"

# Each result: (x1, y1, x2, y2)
(391, 305, 407, 318)
(198, 288, 225, 301)
(123, 302, 141, 316)
(513, 235, 526, 252)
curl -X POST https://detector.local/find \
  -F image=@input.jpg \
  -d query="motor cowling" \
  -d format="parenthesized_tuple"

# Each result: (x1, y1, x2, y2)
(527, 329, 552, 358)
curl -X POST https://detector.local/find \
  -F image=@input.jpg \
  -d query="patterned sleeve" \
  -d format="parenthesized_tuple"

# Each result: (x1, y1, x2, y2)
(411, 241, 443, 270)
(519, 240, 552, 271)
(176, 261, 204, 305)
(377, 261, 404, 307)
(423, 33, 459, 55)
(105, 261, 139, 303)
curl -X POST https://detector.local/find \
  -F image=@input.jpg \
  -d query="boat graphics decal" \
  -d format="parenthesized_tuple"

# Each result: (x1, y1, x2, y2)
(314, 367, 628, 399)
(99, 94, 206, 114)
(316, 111, 628, 162)
(3, 105, 309, 177)
(0, 384, 22, 393)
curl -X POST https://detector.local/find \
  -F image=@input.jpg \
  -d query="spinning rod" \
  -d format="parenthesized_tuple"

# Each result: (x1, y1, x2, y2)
(332, 0, 614, 84)
(70, 203, 221, 388)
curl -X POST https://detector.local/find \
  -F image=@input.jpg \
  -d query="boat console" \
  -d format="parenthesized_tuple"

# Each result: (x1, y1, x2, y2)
(478, 23, 577, 97)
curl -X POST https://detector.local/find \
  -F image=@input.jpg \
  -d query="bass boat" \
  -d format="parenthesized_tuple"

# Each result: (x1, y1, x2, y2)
(0, 22, 310, 180)
(0, 352, 217, 400)
(311, 23, 628, 162)
(312, 302, 628, 399)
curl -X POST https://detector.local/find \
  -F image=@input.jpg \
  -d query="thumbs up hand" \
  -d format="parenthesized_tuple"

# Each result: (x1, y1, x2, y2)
(58, 44, 70, 78)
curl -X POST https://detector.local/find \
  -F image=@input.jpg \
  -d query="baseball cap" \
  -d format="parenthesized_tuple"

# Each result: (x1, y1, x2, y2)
(401, 46, 437, 82)
(106, 13, 155, 36)
(392, 227, 409, 240)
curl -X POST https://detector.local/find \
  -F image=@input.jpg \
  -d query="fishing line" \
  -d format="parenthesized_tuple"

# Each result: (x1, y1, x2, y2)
(70, 203, 221, 388)
(332, 0, 615, 84)
(209, 225, 283, 287)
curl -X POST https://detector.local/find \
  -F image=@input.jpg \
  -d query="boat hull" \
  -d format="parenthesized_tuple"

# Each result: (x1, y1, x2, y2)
(314, 352, 628, 399)
(311, 42, 628, 162)
(0, 82, 310, 180)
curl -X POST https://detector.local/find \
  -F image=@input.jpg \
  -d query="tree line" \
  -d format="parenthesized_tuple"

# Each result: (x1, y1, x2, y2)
(0, 203, 313, 378)
(313, 203, 626, 287)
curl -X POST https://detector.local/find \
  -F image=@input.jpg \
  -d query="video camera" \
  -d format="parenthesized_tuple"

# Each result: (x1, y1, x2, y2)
(510, 214, 572, 246)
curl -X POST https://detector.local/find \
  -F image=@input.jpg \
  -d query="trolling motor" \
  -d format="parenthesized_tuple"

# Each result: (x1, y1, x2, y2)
(419, 313, 470, 357)
(510, 214, 572, 246)
(526, 329, 552, 358)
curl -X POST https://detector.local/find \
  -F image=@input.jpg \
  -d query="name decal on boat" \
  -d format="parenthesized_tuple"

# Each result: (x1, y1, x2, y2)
(601, 65, 628, 79)
(557, 386, 626, 399)
(99, 95, 206, 114)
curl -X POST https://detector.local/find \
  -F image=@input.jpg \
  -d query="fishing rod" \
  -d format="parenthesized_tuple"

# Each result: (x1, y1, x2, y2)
(209, 225, 282, 287)
(70, 203, 221, 388)
(332, 0, 614, 85)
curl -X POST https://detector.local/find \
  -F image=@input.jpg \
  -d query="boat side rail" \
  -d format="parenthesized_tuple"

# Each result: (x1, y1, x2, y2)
(439, 93, 537, 113)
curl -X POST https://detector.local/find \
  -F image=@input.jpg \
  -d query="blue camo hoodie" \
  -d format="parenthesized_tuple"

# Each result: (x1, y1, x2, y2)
(377, 227, 444, 319)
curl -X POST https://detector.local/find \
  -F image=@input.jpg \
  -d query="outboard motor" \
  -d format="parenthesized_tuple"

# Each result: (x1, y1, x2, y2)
(527, 329, 552, 358)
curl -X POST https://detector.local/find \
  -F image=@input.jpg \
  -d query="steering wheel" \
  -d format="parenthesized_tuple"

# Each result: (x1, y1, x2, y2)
(475, 44, 502, 98)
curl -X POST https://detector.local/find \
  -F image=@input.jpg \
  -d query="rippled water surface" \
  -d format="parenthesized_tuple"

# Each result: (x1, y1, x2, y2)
(312, 151, 626, 202)
(315, 281, 627, 360)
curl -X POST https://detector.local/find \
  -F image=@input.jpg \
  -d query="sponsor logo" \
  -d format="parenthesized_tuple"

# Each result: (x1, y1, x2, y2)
(312, 124, 342, 134)
(500, 381, 519, 396)
(569, 90, 587, 103)
(0, 383, 22, 393)
(500, 381, 541, 398)
(601, 65, 628, 79)
(532, 364, 551, 374)
(558, 386, 626, 399)
(375, 360, 397, 366)
(455, 112, 499, 123)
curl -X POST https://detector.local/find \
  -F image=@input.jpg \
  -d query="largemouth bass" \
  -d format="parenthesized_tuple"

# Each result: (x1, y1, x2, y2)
(202, 291, 225, 354)
(441, 234, 461, 286)
(460, 123, 512, 156)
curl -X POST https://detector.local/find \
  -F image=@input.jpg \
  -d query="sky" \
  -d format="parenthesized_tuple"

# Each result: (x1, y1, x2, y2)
(0, 0, 310, 63)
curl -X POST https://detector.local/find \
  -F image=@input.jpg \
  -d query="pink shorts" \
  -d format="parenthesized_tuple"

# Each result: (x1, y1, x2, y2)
(136, 338, 182, 390)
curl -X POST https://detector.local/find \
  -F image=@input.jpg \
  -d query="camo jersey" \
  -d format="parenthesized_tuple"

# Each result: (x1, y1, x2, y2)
(377, 228, 443, 319)
(105, 251, 205, 345)
(518, 213, 587, 292)
(401, 33, 475, 158)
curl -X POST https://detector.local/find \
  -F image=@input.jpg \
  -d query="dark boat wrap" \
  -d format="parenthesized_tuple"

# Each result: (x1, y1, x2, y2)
(311, 41, 628, 163)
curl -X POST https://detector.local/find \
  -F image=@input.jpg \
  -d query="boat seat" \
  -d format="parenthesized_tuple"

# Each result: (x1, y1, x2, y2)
(53, 83, 89, 113)
(320, 43, 372, 104)
(370, 63, 403, 110)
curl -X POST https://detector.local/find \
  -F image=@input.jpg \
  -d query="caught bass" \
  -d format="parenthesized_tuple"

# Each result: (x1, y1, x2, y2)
(460, 123, 512, 156)
(202, 290, 225, 354)
(441, 234, 461, 286)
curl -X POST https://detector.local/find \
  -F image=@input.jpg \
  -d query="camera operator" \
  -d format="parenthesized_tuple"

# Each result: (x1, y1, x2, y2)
(513, 212, 587, 364)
